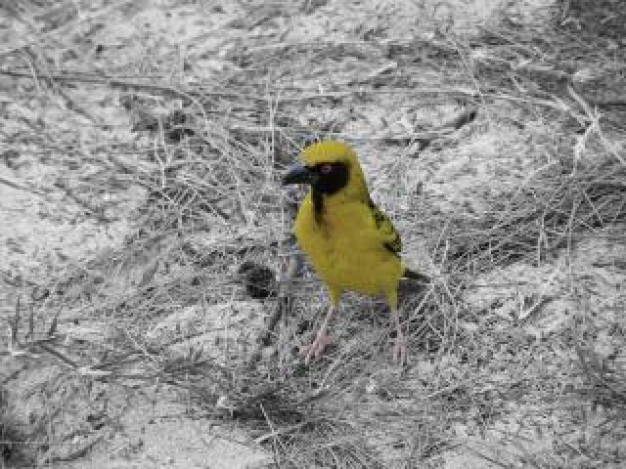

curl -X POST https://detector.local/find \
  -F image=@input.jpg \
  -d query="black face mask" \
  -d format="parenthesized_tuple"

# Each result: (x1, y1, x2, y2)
(282, 161, 349, 195)
(283, 162, 350, 223)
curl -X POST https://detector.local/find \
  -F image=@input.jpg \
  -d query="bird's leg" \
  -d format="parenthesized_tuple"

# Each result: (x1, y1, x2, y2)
(391, 308, 407, 365)
(303, 304, 336, 365)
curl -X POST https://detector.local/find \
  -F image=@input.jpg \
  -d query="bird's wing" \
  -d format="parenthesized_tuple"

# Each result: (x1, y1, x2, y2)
(367, 198, 402, 255)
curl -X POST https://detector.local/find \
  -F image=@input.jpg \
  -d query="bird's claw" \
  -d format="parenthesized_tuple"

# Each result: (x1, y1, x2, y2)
(302, 334, 334, 365)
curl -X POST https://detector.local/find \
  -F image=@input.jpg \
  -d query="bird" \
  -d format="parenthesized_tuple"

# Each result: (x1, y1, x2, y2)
(282, 140, 428, 365)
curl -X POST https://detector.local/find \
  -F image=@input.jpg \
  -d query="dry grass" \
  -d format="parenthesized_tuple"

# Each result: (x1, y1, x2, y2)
(1, 0, 625, 467)
(435, 154, 626, 274)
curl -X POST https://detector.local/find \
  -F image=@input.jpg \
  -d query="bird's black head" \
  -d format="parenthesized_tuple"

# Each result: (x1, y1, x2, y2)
(282, 141, 366, 223)
(282, 162, 349, 196)
(282, 162, 350, 223)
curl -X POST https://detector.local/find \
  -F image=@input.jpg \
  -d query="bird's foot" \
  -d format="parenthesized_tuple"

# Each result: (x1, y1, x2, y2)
(302, 334, 334, 365)
(392, 336, 407, 365)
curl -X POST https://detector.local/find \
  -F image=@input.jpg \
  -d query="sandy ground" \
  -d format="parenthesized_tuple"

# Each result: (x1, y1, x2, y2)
(2, 0, 625, 468)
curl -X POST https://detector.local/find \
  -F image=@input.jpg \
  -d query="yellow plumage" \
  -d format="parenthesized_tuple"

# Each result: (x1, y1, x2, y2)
(283, 140, 423, 364)
(293, 145, 405, 308)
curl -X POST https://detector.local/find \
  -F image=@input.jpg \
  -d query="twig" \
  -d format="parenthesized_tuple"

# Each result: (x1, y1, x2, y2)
(0, 176, 45, 196)
(255, 421, 309, 444)
(40, 435, 104, 464)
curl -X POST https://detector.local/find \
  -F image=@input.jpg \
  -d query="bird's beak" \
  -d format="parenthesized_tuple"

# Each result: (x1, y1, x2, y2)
(282, 164, 318, 186)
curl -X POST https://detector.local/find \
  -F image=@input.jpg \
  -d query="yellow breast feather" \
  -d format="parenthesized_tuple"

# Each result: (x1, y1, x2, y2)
(293, 191, 404, 305)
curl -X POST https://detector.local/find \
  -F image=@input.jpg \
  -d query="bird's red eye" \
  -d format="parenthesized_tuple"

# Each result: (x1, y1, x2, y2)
(320, 164, 333, 174)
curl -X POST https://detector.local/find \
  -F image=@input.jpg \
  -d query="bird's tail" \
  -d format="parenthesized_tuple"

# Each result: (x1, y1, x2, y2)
(402, 267, 430, 283)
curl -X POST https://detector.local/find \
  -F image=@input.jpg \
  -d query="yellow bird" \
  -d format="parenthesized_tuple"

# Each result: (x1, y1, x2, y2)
(282, 141, 427, 365)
